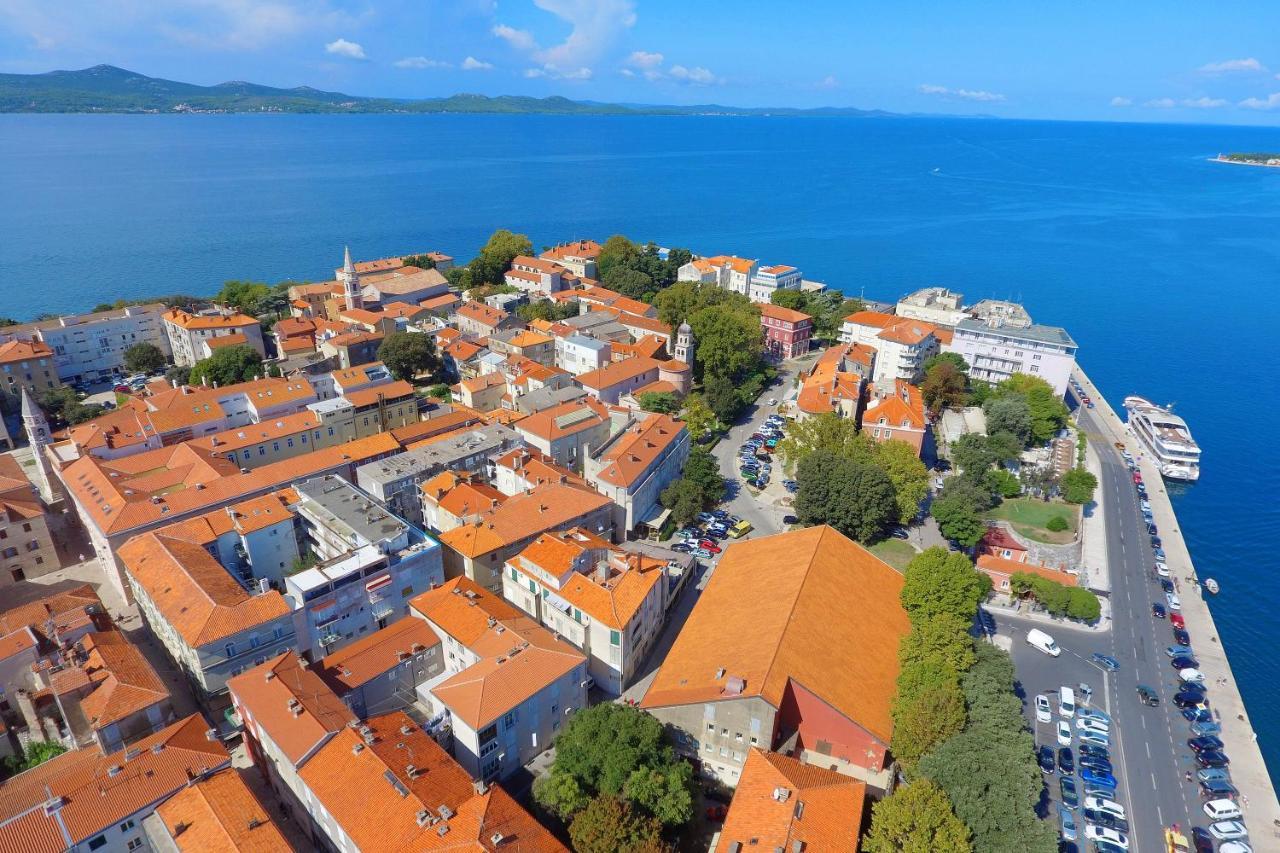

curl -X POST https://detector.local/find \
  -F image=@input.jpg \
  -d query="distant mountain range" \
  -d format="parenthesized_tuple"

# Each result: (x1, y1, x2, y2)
(0, 65, 899, 117)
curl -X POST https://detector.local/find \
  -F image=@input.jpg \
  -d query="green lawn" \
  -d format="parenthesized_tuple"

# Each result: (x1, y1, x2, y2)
(869, 538, 919, 572)
(986, 498, 1079, 544)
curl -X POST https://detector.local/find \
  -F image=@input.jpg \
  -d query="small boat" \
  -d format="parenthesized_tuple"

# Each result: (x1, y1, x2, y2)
(1203, 578, 1220, 594)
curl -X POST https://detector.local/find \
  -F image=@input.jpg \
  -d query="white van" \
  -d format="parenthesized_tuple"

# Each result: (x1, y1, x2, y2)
(1203, 799, 1242, 821)
(1026, 629, 1061, 657)
(1059, 686, 1077, 718)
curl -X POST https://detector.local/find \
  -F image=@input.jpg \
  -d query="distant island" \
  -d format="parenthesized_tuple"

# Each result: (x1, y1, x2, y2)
(0, 64, 899, 117)
(1213, 152, 1280, 167)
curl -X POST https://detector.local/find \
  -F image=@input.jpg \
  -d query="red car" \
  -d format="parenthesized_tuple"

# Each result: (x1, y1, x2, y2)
(1132, 473, 1143, 484)
(1171, 613, 1186, 629)
(113, 384, 131, 394)
(698, 541, 722, 554)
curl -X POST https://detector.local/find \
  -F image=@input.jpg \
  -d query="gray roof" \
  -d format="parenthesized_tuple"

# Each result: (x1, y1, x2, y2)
(355, 423, 521, 487)
(955, 318, 1077, 349)
(564, 334, 607, 352)
(514, 384, 587, 414)
(294, 475, 409, 547)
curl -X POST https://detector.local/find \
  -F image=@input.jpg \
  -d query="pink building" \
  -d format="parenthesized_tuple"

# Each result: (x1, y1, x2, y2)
(759, 303, 813, 360)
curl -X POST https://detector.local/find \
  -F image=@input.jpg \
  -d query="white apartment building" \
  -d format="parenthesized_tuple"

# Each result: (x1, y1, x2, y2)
(895, 287, 969, 326)
(502, 529, 669, 694)
(162, 308, 266, 366)
(677, 255, 759, 295)
(540, 240, 602, 278)
(748, 264, 803, 304)
(555, 333, 612, 375)
(840, 311, 942, 389)
(504, 256, 566, 296)
(0, 304, 173, 383)
(947, 318, 1078, 396)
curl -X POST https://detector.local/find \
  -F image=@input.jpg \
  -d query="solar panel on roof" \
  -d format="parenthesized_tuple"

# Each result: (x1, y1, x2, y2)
(553, 408, 595, 429)
(384, 768, 409, 797)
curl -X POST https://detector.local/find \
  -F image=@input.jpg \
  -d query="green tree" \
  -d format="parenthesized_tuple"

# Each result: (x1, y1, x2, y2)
(982, 396, 1032, 446)
(214, 280, 270, 313)
(949, 433, 997, 479)
(426, 383, 452, 401)
(679, 393, 719, 440)
(682, 446, 725, 506)
(703, 373, 741, 424)
(623, 763, 695, 827)
(986, 467, 1022, 499)
(517, 299, 579, 323)
(603, 267, 654, 301)
(863, 779, 972, 853)
(687, 307, 764, 385)
(444, 266, 472, 291)
(660, 479, 704, 528)
(985, 431, 1024, 464)
(891, 681, 968, 776)
(1045, 515, 1069, 532)
(377, 331, 439, 382)
(1, 741, 67, 779)
(899, 613, 977, 674)
(930, 496, 987, 547)
(995, 374, 1068, 444)
(165, 365, 191, 386)
(123, 342, 166, 375)
(872, 439, 931, 524)
(1059, 467, 1098, 504)
(924, 352, 970, 374)
(36, 387, 103, 426)
(189, 345, 264, 387)
(901, 547, 991, 622)
(770, 289, 806, 311)
(776, 412, 873, 471)
(533, 703, 693, 827)
(637, 391, 679, 414)
(596, 234, 641, 282)
(469, 229, 534, 285)
(937, 476, 998, 513)
(921, 361, 968, 414)
(402, 254, 436, 269)
(795, 452, 898, 543)
(569, 796, 668, 853)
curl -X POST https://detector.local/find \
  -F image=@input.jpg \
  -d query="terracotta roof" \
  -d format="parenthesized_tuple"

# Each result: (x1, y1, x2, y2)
(0, 627, 37, 662)
(436, 482, 613, 559)
(444, 339, 484, 363)
(759, 303, 813, 325)
(361, 266, 448, 295)
(796, 344, 867, 416)
(299, 711, 566, 852)
(150, 490, 297, 544)
(715, 749, 866, 853)
(431, 479, 508, 520)
(640, 526, 910, 745)
(411, 577, 521, 646)
(117, 534, 291, 648)
(0, 339, 53, 363)
(345, 379, 416, 408)
(455, 301, 509, 329)
(0, 714, 229, 853)
(73, 630, 170, 729)
(979, 525, 1027, 555)
(512, 529, 665, 630)
(0, 585, 103, 645)
(627, 379, 678, 398)
(204, 333, 249, 351)
(460, 372, 506, 394)
(338, 307, 388, 326)
(319, 618, 441, 695)
(289, 282, 342, 298)
(419, 292, 461, 313)
(198, 411, 320, 454)
(514, 397, 610, 442)
(228, 652, 355, 767)
(861, 380, 926, 430)
(507, 330, 553, 349)
(575, 356, 662, 392)
(164, 309, 258, 331)
(493, 448, 590, 491)
(844, 311, 942, 347)
(601, 307, 670, 336)
(977, 554, 1079, 587)
(577, 286, 656, 320)
(589, 413, 686, 489)
(759, 264, 797, 275)
(390, 410, 483, 445)
(154, 767, 292, 852)
(541, 240, 602, 261)
(274, 316, 316, 337)
(510, 256, 564, 276)
(327, 330, 384, 348)
(279, 337, 316, 354)
(842, 310, 897, 328)
(351, 256, 405, 274)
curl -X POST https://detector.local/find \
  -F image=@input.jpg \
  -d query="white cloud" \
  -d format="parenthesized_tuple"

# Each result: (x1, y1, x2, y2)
(492, 23, 536, 51)
(918, 84, 1004, 103)
(1240, 92, 1280, 110)
(531, 0, 636, 68)
(1199, 57, 1266, 74)
(619, 67, 635, 77)
(324, 37, 364, 60)
(524, 67, 546, 78)
(1144, 97, 1176, 108)
(1182, 96, 1228, 109)
(626, 50, 663, 68)
(395, 56, 449, 69)
(669, 64, 717, 85)
(818, 75, 839, 89)
(1110, 96, 1132, 107)
(525, 63, 592, 80)
(461, 56, 493, 70)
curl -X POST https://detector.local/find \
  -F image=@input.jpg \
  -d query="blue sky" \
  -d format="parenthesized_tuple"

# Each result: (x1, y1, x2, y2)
(3, 1, 1280, 123)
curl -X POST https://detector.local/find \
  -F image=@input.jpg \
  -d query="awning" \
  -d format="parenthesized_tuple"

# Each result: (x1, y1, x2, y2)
(639, 506, 671, 528)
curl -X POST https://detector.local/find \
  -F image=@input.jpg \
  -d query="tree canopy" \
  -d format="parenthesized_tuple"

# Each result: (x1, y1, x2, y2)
(992, 374, 1068, 444)
(924, 352, 969, 374)
(569, 796, 669, 853)
(769, 289, 862, 341)
(214, 280, 271, 314)
(377, 331, 439, 382)
(795, 451, 898, 543)
(862, 779, 973, 853)
(983, 395, 1033, 446)
(468, 229, 534, 285)
(37, 387, 103, 426)
(1059, 467, 1098, 504)
(637, 391, 680, 414)
(188, 344, 264, 387)
(517, 298, 579, 323)
(930, 491, 988, 547)
(921, 361, 968, 415)
(660, 446, 723, 526)
(123, 342, 166, 375)
(900, 547, 991, 622)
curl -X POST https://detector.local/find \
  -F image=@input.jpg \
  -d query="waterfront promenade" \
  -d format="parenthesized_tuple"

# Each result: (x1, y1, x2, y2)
(1074, 368, 1280, 837)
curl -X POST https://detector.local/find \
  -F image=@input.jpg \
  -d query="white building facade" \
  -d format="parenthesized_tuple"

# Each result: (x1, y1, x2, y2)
(946, 318, 1078, 396)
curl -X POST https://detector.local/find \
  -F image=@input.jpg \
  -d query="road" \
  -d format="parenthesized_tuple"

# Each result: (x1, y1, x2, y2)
(1001, 400, 1216, 852)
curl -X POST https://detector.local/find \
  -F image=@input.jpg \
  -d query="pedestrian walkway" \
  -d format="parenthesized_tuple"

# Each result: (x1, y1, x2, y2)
(1075, 368, 1280, 836)
(1078, 438, 1112, 594)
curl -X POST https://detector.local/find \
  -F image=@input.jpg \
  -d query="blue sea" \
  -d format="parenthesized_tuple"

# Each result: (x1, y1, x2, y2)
(3, 113, 1279, 776)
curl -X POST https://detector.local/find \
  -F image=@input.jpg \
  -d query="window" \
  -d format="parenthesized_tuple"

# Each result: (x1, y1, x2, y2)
(119, 819, 135, 833)
(750, 736, 758, 745)
(21, 523, 30, 533)
(504, 711, 517, 728)
(224, 642, 236, 658)
(88, 836, 107, 851)
(609, 630, 621, 647)
(704, 742, 712, 752)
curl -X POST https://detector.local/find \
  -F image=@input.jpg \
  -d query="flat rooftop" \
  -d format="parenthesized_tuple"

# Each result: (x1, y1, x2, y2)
(955, 317, 1077, 349)
(356, 424, 520, 485)
(295, 475, 408, 546)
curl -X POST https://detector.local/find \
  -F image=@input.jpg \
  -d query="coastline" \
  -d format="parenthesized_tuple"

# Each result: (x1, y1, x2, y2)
(1210, 155, 1280, 168)
(1074, 367, 1280, 834)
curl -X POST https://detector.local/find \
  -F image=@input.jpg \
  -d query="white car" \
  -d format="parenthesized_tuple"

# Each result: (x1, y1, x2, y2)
(1166, 592, 1182, 611)
(1035, 694, 1052, 723)
(1057, 721, 1072, 746)
(1180, 668, 1205, 683)
(1083, 796, 1126, 821)
(1085, 825, 1129, 849)
(1204, 799, 1243, 821)
(1155, 562, 1170, 577)
(1209, 821, 1249, 841)
(1219, 842, 1253, 853)
(1076, 716, 1110, 734)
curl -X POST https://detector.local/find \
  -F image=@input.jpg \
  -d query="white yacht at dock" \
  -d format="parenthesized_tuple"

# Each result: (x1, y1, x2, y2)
(1123, 396, 1200, 481)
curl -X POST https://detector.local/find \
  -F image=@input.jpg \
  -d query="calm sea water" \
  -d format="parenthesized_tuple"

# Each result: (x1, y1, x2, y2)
(3, 113, 1279, 775)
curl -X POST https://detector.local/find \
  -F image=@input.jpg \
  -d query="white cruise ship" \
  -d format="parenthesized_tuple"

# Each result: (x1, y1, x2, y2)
(1123, 396, 1201, 481)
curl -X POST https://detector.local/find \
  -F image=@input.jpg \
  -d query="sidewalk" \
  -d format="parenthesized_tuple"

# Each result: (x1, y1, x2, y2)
(1077, 439, 1111, 594)
(984, 595, 1112, 633)
(1075, 368, 1280, 833)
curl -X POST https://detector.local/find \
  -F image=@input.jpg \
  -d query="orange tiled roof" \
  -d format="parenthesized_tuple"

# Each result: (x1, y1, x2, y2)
(197, 410, 320, 454)
(410, 577, 521, 646)
(299, 710, 566, 852)
(390, 410, 483, 445)
(514, 396, 610, 442)
(493, 448, 590, 491)
(163, 309, 258, 331)
(154, 767, 292, 852)
(0, 714, 229, 853)
(460, 372, 506, 395)
(715, 749, 866, 852)
(227, 652, 355, 766)
(760, 303, 813, 325)
(0, 585, 103, 645)
(117, 534, 292, 648)
(430, 638, 583, 730)
(842, 310, 897, 328)
(508, 330, 553, 349)
(795, 344, 867, 416)
(977, 554, 1079, 587)
(640, 526, 910, 745)
(541, 240, 602, 261)
(861, 379, 926, 430)
(274, 316, 316, 337)
(575, 356, 662, 391)
(319, 618, 441, 694)
(590, 413, 686, 489)
(150, 490, 297, 545)
(601, 306, 669, 336)
(703, 255, 757, 275)
(0, 339, 53, 363)
(455, 300, 509, 328)
(0, 627, 37, 662)
(73, 630, 170, 729)
(203, 332, 249, 351)
(435, 482, 612, 558)
(345, 379, 415, 408)
(351, 256, 405, 274)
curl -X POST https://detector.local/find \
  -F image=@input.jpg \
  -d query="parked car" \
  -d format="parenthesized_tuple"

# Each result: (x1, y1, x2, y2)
(1191, 827, 1216, 853)
(1171, 656, 1200, 670)
(1166, 592, 1182, 611)
(1160, 578, 1175, 593)
(1170, 612, 1186, 628)
(1091, 653, 1120, 672)
(1196, 751, 1230, 769)
(1199, 779, 1238, 799)
(1156, 562, 1170, 577)
(1191, 721, 1223, 737)
(1184, 709, 1216, 725)
(1197, 767, 1231, 783)
(1080, 768, 1116, 789)
(1078, 755, 1112, 774)
(1167, 644, 1194, 658)
(1075, 716, 1109, 735)
(782, 515, 798, 525)
(1174, 692, 1207, 710)
(1207, 820, 1248, 841)
(1059, 775, 1080, 808)
(1083, 796, 1126, 821)
(1084, 825, 1128, 849)
(1180, 668, 1206, 683)
(670, 543, 693, 553)
(1058, 746, 1074, 775)
(1038, 745, 1056, 774)
(1078, 729, 1111, 748)
(1057, 721, 1072, 746)
(693, 548, 714, 559)
(1036, 694, 1052, 723)
(1189, 736, 1225, 753)
(1079, 743, 1109, 760)
(1077, 707, 1110, 725)
(1136, 685, 1160, 706)
(1059, 806, 1078, 842)
(1152, 603, 1167, 619)
(1173, 627, 1192, 646)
